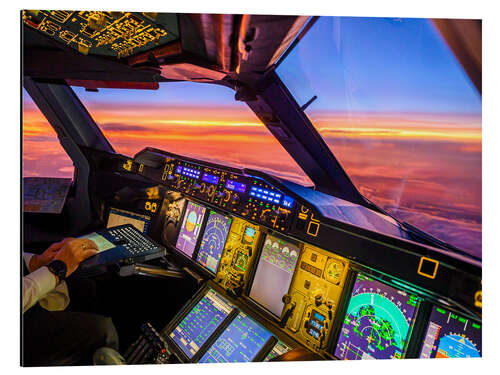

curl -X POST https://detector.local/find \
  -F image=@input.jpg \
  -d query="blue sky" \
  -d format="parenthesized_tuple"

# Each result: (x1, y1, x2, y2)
(24, 16, 481, 119)
(277, 17, 482, 116)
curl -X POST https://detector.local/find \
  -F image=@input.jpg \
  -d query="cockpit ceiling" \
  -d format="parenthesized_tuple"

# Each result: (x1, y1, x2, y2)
(23, 10, 309, 84)
(23, 10, 180, 59)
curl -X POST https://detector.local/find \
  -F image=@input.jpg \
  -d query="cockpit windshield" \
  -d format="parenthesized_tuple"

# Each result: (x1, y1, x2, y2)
(70, 84, 313, 186)
(276, 17, 482, 257)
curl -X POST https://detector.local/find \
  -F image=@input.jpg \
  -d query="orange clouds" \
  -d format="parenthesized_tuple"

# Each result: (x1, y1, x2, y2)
(22, 105, 482, 256)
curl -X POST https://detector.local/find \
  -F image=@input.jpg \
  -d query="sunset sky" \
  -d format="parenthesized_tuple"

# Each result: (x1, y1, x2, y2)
(22, 16, 482, 257)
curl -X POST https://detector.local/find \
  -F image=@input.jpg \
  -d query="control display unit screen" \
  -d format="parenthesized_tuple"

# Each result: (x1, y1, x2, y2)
(334, 273, 420, 360)
(176, 201, 206, 257)
(249, 234, 301, 317)
(198, 312, 273, 363)
(196, 211, 232, 273)
(107, 207, 151, 233)
(169, 289, 234, 359)
(419, 306, 481, 358)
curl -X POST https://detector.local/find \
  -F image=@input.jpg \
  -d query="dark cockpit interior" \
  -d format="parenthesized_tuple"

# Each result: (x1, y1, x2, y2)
(22, 10, 482, 365)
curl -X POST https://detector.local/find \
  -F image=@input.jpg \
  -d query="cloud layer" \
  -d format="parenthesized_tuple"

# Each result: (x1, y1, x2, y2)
(22, 105, 482, 257)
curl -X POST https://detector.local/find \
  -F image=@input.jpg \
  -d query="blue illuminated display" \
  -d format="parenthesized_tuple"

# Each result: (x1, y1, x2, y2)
(314, 311, 325, 321)
(308, 329, 320, 339)
(281, 196, 294, 208)
(250, 186, 281, 204)
(202, 173, 220, 185)
(199, 312, 273, 363)
(180, 166, 201, 179)
(225, 180, 246, 193)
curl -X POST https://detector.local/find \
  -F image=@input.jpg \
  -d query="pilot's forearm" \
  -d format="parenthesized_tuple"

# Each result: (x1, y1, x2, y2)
(23, 267, 58, 313)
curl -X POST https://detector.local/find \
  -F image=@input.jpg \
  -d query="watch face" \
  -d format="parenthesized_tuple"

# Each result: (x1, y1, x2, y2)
(48, 260, 67, 279)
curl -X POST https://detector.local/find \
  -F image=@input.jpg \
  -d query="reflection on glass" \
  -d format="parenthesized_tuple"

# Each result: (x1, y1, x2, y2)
(277, 17, 482, 257)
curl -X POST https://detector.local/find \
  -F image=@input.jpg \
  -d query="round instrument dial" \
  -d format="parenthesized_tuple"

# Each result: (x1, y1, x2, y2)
(325, 259, 344, 284)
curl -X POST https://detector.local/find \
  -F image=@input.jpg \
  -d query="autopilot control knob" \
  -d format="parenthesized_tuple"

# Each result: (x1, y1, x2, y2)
(313, 291, 324, 306)
(223, 190, 232, 202)
(260, 209, 272, 221)
(282, 294, 292, 305)
(231, 194, 240, 205)
(278, 210, 289, 221)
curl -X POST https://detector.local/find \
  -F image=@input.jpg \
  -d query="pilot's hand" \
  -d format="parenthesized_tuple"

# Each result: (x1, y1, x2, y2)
(53, 239, 99, 278)
(29, 238, 74, 272)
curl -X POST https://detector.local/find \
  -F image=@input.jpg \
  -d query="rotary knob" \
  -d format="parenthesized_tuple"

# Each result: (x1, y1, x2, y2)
(282, 293, 292, 304)
(313, 290, 324, 306)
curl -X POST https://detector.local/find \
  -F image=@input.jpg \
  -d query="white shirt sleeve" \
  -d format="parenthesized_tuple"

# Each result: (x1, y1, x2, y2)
(23, 253, 71, 313)
(23, 266, 57, 313)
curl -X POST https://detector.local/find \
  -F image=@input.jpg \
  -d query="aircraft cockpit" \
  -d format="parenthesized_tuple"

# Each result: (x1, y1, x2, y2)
(21, 10, 482, 366)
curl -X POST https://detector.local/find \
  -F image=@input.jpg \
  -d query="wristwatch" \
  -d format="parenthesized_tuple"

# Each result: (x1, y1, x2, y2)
(47, 260, 67, 282)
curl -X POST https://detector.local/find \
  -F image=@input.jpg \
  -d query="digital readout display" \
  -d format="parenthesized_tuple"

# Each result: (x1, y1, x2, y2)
(202, 173, 220, 185)
(225, 180, 246, 193)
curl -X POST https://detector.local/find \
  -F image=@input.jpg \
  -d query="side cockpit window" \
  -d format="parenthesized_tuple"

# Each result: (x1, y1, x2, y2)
(23, 89, 74, 179)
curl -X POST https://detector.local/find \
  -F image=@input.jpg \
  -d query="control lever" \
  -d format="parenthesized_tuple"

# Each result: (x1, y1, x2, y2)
(279, 294, 295, 328)
(119, 264, 184, 279)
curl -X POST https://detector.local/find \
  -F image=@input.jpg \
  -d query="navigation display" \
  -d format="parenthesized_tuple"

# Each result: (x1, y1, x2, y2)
(198, 312, 273, 363)
(176, 201, 206, 257)
(169, 289, 234, 359)
(334, 273, 420, 360)
(196, 211, 232, 273)
(249, 235, 301, 317)
(419, 306, 481, 358)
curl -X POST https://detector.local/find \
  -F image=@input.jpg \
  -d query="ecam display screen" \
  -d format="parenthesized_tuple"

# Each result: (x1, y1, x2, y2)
(225, 180, 246, 193)
(334, 273, 420, 360)
(196, 211, 232, 273)
(169, 289, 234, 359)
(419, 306, 481, 358)
(176, 201, 206, 257)
(198, 312, 273, 363)
(249, 235, 300, 317)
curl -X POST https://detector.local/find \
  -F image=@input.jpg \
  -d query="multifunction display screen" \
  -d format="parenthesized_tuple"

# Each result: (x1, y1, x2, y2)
(419, 306, 481, 358)
(198, 312, 273, 363)
(176, 201, 206, 257)
(196, 211, 232, 273)
(169, 289, 234, 359)
(249, 235, 301, 317)
(334, 273, 420, 360)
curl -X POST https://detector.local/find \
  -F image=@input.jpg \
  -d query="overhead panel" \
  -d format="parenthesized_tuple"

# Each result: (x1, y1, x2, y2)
(22, 10, 180, 59)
